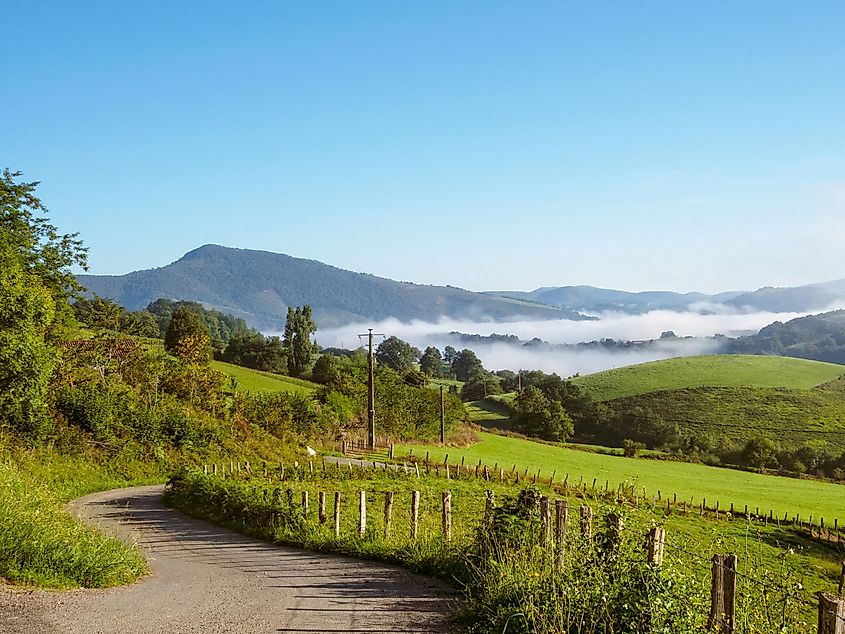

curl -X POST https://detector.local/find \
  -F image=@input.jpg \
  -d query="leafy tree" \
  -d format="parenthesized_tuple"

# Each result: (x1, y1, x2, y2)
(0, 170, 86, 437)
(0, 169, 87, 339)
(460, 373, 503, 401)
(443, 345, 458, 366)
(451, 348, 484, 382)
(221, 331, 286, 373)
(283, 305, 318, 377)
(165, 307, 212, 364)
(420, 346, 444, 377)
(376, 336, 420, 374)
(742, 436, 779, 470)
(311, 354, 343, 384)
(511, 385, 574, 442)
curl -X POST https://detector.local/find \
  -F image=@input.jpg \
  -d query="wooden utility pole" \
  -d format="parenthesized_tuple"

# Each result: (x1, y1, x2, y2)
(357, 328, 384, 449)
(440, 385, 446, 443)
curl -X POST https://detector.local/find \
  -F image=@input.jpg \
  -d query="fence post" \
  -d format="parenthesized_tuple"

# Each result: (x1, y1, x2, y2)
(580, 505, 593, 539)
(708, 554, 737, 632)
(301, 491, 309, 516)
(555, 499, 568, 570)
(818, 592, 845, 634)
(838, 561, 845, 596)
(411, 490, 420, 540)
(212, 463, 218, 476)
(540, 496, 551, 547)
(389, 444, 395, 460)
(647, 527, 666, 566)
(484, 490, 495, 526)
(263, 461, 268, 478)
(359, 490, 367, 538)
(333, 492, 341, 537)
(384, 492, 394, 538)
(442, 491, 452, 542)
(318, 491, 327, 524)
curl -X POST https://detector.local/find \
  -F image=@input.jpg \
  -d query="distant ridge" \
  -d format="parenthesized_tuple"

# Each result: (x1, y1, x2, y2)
(78, 244, 587, 329)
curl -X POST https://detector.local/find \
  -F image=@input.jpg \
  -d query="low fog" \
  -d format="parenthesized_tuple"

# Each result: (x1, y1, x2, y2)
(313, 306, 838, 377)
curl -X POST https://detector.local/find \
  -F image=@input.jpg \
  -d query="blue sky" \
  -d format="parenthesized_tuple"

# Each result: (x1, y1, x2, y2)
(3, 1, 844, 293)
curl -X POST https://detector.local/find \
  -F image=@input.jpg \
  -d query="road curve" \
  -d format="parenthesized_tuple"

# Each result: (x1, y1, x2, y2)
(0, 485, 455, 634)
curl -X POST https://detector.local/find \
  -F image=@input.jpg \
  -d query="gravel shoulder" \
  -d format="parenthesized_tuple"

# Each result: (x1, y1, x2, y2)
(0, 485, 455, 633)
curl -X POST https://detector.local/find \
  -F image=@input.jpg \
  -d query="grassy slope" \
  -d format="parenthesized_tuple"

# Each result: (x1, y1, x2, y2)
(398, 431, 845, 524)
(604, 385, 845, 447)
(465, 398, 511, 426)
(574, 355, 844, 402)
(211, 360, 318, 395)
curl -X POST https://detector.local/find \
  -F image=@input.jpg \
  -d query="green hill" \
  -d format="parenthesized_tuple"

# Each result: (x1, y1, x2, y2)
(211, 361, 318, 395)
(574, 355, 844, 402)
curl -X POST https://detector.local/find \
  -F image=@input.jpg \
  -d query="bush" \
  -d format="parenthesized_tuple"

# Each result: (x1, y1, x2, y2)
(622, 439, 646, 457)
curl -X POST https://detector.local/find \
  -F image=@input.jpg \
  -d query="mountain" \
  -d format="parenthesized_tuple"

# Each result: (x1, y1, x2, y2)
(486, 285, 744, 314)
(77, 245, 587, 330)
(488, 279, 845, 314)
(728, 309, 845, 364)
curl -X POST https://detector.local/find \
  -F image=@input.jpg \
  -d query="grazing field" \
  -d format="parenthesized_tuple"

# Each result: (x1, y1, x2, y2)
(603, 384, 845, 449)
(398, 431, 845, 524)
(574, 354, 844, 401)
(465, 398, 511, 426)
(211, 361, 318, 395)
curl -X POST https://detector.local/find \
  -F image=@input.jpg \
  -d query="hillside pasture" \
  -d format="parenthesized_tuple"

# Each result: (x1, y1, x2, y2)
(574, 354, 844, 401)
(211, 361, 318, 395)
(398, 431, 845, 525)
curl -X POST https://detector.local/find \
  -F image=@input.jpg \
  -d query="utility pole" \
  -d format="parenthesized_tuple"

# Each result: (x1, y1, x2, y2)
(358, 328, 384, 449)
(440, 385, 445, 444)
(518, 370, 522, 391)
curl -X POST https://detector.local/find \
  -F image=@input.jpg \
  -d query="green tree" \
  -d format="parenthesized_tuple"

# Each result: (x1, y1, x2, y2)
(451, 348, 484, 382)
(283, 305, 318, 377)
(511, 385, 574, 442)
(420, 346, 444, 377)
(742, 436, 779, 470)
(376, 336, 420, 374)
(165, 307, 212, 364)
(0, 170, 86, 437)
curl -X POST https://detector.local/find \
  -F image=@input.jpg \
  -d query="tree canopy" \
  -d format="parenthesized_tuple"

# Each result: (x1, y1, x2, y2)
(376, 336, 420, 374)
(283, 305, 318, 377)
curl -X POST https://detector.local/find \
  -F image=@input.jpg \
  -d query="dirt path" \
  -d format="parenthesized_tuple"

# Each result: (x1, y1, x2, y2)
(0, 485, 455, 633)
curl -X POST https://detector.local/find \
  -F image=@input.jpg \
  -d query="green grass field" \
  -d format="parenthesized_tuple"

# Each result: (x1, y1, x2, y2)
(465, 398, 511, 426)
(398, 431, 845, 524)
(574, 355, 845, 401)
(211, 361, 318, 395)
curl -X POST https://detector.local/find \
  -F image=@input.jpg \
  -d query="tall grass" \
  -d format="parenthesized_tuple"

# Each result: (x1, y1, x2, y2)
(0, 461, 147, 587)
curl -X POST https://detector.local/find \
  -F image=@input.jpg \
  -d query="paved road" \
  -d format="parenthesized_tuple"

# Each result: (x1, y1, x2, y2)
(0, 485, 455, 634)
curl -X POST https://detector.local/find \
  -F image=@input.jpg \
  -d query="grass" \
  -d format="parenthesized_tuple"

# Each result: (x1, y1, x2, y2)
(0, 460, 147, 588)
(604, 384, 845, 449)
(574, 355, 845, 401)
(211, 360, 319, 395)
(465, 398, 511, 426)
(166, 464, 843, 632)
(398, 431, 845, 526)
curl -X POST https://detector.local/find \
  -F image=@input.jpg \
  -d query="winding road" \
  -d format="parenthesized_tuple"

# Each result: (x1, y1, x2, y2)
(0, 485, 455, 633)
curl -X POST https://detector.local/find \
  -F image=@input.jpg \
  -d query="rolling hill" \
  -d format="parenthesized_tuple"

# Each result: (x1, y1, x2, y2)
(78, 244, 585, 330)
(573, 354, 844, 401)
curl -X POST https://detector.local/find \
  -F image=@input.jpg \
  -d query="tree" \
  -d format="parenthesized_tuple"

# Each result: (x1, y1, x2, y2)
(376, 336, 420, 374)
(443, 346, 458, 366)
(0, 169, 87, 340)
(742, 436, 779, 470)
(283, 305, 318, 377)
(460, 373, 503, 401)
(511, 385, 574, 442)
(165, 307, 212, 364)
(419, 346, 444, 377)
(451, 348, 484, 382)
(0, 170, 86, 437)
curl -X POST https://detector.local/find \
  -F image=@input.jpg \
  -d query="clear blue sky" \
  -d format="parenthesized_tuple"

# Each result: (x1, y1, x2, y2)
(3, 1, 844, 293)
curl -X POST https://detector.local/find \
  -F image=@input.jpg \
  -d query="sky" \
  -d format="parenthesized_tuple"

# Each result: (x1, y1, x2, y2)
(3, 1, 844, 294)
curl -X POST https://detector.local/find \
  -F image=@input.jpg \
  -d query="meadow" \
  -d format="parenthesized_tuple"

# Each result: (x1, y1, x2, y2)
(211, 360, 318, 395)
(397, 431, 845, 525)
(573, 354, 844, 401)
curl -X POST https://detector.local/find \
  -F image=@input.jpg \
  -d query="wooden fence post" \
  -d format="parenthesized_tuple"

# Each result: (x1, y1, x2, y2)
(555, 499, 568, 570)
(262, 461, 267, 478)
(484, 490, 495, 526)
(384, 492, 394, 538)
(411, 490, 420, 540)
(838, 561, 845, 596)
(301, 491, 309, 516)
(212, 463, 218, 476)
(442, 491, 452, 542)
(817, 592, 845, 634)
(540, 496, 551, 547)
(647, 527, 666, 566)
(708, 554, 737, 632)
(389, 443, 395, 460)
(580, 505, 593, 539)
(359, 490, 367, 538)
(203, 464, 208, 475)
(333, 492, 341, 537)
(318, 491, 327, 524)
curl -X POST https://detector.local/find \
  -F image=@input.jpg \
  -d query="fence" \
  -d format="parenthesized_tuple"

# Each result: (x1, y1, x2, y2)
(196, 458, 845, 633)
